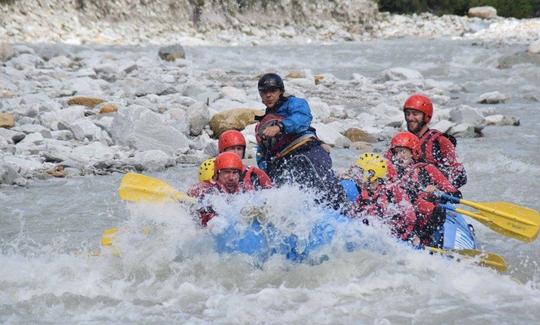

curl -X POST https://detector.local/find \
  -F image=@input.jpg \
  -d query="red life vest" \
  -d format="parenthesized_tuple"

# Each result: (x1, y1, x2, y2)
(242, 166, 273, 191)
(351, 183, 416, 240)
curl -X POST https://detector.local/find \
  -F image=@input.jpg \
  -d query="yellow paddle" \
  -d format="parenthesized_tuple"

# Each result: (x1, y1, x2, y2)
(426, 246, 507, 273)
(119, 172, 196, 204)
(438, 193, 540, 243)
(101, 173, 196, 250)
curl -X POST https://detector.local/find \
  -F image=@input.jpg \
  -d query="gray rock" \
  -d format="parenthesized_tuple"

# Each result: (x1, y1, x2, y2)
(7, 53, 44, 70)
(0, 161, 19, 185)
(449, 105, 485, 125)
(431, 120, 456, 134)
(69, 142, 114, 164)
(484, 114, 520, 126)
(12, 124, 50, 134)
(0, 128, 25, 143)
(187, 101, 210, 136)
(68, 119, 103, 141)
(110, 107, 190, 155)
(158, 44, 186, 61)
(449, 123, 477, 138)
(50, 130, 74, 141)
(478, 91, 507, 104)
(381, 67, 423, 82)
(132, 150, 175, 170)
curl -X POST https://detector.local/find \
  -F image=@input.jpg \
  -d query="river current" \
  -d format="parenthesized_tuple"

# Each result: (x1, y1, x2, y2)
(1, 38, 539, 323)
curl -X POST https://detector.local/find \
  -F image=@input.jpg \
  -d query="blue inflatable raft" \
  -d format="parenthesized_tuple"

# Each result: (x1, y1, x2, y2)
(213, 180, 476, 262)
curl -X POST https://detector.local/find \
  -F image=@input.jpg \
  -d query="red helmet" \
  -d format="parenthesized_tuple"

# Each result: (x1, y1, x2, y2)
(403, 94, 433, 123)
(390, 132, 419, 159)
(218, 130, 246, 156)
(390, 132, 419, 150)
(214, 152, 244, 173)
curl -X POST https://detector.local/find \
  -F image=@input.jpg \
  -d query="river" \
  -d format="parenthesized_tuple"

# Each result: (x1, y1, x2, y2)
(1, 38, 539, 323)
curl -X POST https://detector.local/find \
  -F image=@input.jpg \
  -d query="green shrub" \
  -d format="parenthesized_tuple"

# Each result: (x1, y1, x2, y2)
(377, 0, 540, 18)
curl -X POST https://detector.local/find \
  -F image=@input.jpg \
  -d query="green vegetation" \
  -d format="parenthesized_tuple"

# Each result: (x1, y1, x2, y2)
(377, 0, 540, 18)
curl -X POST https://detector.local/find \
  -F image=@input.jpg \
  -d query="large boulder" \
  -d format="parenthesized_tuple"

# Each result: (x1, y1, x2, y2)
(187, 101, 210, 136)
(343, 128, 377, 143)
(158, 44, 185, 61)
(0, 113, 15, 128)
(209, 108, 263, 138)
(110, 107, 190, 155)
(449, 106, 485, 125)
(477, 91, 507, 104)
(468, 6, 497, 19)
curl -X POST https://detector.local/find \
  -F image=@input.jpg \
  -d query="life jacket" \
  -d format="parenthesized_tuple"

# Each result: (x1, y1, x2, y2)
(417, 129, 459, 166)
(352, 183, 416, 240)
(242, 166, 273, 191)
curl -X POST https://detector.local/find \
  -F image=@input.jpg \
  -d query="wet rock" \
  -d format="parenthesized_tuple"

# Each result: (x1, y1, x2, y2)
(188, 102, 210, 137)
(0, 113, 15, 128)
(97, 103, 118, 114)
(449, 105, 485, 125)
(69, 142, 114, 164)
(309, 98, 332, 121)
(484, 114, 520, 126)
(69, 119, 103, 141)
(40, 106, 86, 130)
(209, 108, 263, 138)
(381, 67, 423, 82)
(132, 150, 175, 170)
(0, 42, 16, 62)
(67, 96, 106, 108)
(478, 91, 507, 104)
(0, 128, 25, 143)
(313, 123, 349, 146)
(449, 123, 478, 138)
(12, 124, 49, 134)
(3, 155, 45, 178)
(468, 6, 497, 19)
(0, 161, 19, 185)
(7, 53, 44, 70)
(343, 128, 377, 143)
(50, 130, 74, 141)
(47, 165, 66, 177)
(110, 107, 190, 155)
(528, 40, 540, 54)
(158, 44, 185, 61)
(431, 120, 456, 134)
(314, 75, 325, 85)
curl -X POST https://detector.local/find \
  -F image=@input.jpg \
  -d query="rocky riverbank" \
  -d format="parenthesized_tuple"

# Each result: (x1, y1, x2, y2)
(0, 1, 538, 186)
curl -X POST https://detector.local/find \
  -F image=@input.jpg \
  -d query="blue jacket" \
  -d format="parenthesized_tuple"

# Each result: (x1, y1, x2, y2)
(256, 96, 315, 169)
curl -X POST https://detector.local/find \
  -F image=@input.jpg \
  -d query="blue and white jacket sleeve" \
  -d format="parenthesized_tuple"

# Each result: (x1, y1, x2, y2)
(280, 97, 313, 134)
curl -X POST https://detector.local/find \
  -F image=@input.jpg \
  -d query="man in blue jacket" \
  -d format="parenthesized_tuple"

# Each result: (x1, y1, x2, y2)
(255, 73, 346, 210)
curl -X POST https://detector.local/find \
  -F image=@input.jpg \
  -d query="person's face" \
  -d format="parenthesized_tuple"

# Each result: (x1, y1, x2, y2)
(259, 88, 282, 108)
(217, 168, 240, 193)
(393, 147, 414, 167)
(224, 145, 245, 159)
(404, 109, 425, 134)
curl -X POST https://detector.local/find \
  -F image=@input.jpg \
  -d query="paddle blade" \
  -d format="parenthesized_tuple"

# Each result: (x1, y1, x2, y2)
(426, 246, 507, 273)
(118, 173, 195, 204)
(456, 201, 540, 243)
(101, 227, 118, 247)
